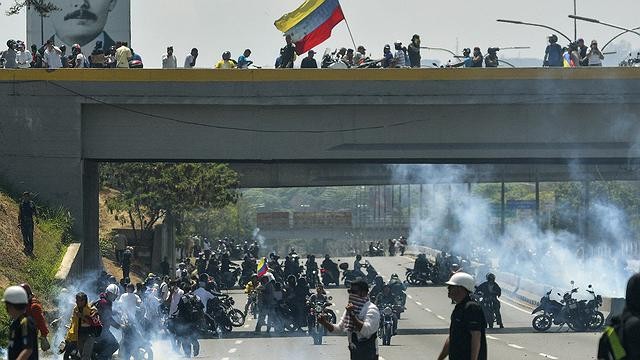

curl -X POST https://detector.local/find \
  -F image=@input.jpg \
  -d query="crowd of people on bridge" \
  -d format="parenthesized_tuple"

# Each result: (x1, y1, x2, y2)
(0, 32, 610, 70)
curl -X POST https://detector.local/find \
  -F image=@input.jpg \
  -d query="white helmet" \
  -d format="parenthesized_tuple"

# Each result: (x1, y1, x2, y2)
(2, 286, 28, 305)
(106, 284, 120, 297)
(445, 272, 475, 292)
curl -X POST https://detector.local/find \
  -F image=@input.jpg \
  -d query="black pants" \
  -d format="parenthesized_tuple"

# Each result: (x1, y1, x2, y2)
(21, 223, 34, 254)
(255, 305, 272, 332)
(122, 264, 130, 280)
(493, 299, 503, 326)
(349, 333, 378, 360)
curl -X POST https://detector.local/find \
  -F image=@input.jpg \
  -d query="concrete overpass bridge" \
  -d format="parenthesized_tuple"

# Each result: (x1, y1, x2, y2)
(2, 68, 640, 269)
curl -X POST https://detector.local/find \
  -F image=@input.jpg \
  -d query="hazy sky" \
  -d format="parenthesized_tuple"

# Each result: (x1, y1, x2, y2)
(2, 0, 640, 68)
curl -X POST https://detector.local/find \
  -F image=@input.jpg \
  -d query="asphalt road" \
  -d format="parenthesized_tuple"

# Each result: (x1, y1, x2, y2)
(145, 255, 603, 360)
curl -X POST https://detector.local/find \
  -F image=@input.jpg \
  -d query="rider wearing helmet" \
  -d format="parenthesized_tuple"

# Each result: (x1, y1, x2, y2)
(375, 284, 399, 335)
(215, 51, 237, 69)
(20, 283, 50, 351)
(439, 272, 487, 360)
(3, 286, 38, 360)
(369, 275, 385, 299)
(388, 273, 407, 307)
(476, 273, 503, 328)
(93, 284, 121, 360)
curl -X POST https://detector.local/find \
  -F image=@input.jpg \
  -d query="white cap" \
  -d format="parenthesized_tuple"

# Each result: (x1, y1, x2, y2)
(2, 286, 29, 305)
(445, 272, 476, 292)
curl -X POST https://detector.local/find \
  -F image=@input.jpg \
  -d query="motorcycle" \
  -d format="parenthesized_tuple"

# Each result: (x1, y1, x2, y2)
(619, 52, 640, 67)
(307, 296, 337, 345)
(473, 291, 497, 329)
(531, 282, 604, 332)
(320, 267, 340, 287)
(363, 260, 379, 285)
(307, 269, 320, 288)
(378, 304, 400, 346)
(340, 262, 357, 288)
(405, 267, 430, 286)
(366, 246, 384, 257)
(245, 290, 259, 320)
(220, 295, 246, 327)
(220, 267, 241, 290)
(204, 297, 234, 335)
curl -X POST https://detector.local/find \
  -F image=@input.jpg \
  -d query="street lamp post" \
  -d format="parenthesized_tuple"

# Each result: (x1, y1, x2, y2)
(601, 26, 640, 51)
(569, 15, 640, 50)
(497, 19, 573, 43)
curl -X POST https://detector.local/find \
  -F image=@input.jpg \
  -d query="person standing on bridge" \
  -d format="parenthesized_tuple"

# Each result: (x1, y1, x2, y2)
(18, 191, 37, 256)
(162, 46, 177, 68)
(438, 272, 487, 360)
(319, 279, 380, 360)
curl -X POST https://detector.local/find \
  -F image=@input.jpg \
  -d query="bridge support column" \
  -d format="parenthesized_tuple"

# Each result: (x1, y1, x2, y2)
(500, 182, 506, 235)
(82, 160, 100, 270)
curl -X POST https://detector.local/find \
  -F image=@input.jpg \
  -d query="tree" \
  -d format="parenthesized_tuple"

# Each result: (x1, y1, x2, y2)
(100, 163, 239, 242)
(5, 0, 59, 16)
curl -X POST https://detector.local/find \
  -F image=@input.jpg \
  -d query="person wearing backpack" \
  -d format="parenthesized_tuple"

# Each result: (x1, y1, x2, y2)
(61, 292, 101, 360)
(598, 273, 640, 360)
(175, 288, 203, 358)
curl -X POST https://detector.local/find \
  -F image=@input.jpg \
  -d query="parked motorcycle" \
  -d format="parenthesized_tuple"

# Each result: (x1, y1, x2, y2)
(531, 282, 604, 332)
(204, 297, 234, 334)
(220, 296, 246, 327)
(405, 267, 431, 286)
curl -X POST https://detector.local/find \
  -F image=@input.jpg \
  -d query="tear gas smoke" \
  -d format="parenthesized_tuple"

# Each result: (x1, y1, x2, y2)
(393, 164, 637, 297)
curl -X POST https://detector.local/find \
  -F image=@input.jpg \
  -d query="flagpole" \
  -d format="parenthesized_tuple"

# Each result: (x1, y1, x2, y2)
(341, 6, 357, 50)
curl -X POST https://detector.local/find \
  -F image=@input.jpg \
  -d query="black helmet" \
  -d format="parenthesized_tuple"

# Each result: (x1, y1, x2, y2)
(486, 273, 496, 281)
(384, 44, 391, 50)
(7, 39, 16, 48)
(548, 34, 558, 43)
(222, 51, 231, 60)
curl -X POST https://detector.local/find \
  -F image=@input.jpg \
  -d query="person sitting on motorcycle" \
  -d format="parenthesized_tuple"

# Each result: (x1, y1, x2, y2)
(306, 255, 319, 285)
(476, 273, 504, 328)
(245, 274, 259, 294)
(388, 238, 397, 256)
(414, 253, 430, 276)
(320, 254, 339, 286)
(388, 274, 407, 308)
(368, 242, 375, 256)
(93, 284, 121, 360)
(241, 255, 255, 276)
(381, 44, 394, 68)
(308, 283, 329, 304)
(294, 277, 312, 330)
(369, 275, 385, 299)
(353, 254, 365, 278)
(375, 285, 399, 335)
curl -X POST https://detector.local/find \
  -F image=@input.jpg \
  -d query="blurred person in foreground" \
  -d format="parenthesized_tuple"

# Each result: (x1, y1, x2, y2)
(3, 285, 38, 360)
(598, 273, 640, 359)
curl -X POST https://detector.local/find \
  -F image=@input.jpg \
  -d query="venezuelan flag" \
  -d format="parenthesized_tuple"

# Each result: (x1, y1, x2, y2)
(563, 52, 574, 68)
(275, 0, 346, 55)
(257, 257, 268, 277)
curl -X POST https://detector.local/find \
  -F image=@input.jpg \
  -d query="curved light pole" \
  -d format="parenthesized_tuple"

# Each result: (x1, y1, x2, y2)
(568, 15, 640, 51)
(420, 46, 459, 59)
(497, 19, 573, 43)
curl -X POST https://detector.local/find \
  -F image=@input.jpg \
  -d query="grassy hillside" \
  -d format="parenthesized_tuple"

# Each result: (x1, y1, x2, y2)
(0, 190, 70, 346)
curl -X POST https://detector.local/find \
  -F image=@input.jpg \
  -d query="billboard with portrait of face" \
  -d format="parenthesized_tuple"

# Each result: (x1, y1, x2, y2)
(27, 0, 130, 54)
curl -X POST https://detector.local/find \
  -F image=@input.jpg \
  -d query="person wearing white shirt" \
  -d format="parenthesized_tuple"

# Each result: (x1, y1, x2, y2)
(184, 48, 198, 68)
(585, 40, 604, 66)
(43, 40, 63, 69)
(162, 46, 177, 68)
(15, 42, 32, 69)
(319, 279, 380, 359)
(167, 282, 185, 317)
(117, 284, 141, 320)
(193, 285, 217, 313)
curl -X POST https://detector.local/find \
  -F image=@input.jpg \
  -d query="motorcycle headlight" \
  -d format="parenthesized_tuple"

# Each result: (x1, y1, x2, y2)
(383, 307, 393, 316)
(315, 305, 323, 313)
(229, 298, 235, 305)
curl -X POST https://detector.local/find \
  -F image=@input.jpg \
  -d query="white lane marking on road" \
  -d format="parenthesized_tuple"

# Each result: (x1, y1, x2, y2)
(424, 307, 432, 312)
(539, 353, 559, 359)
(235, 340, 243, 345)
(221, 358, 229, 360)
(508, 344, 525, 349)
(499, 298, 531, 314)
(486, 335, 500, 340)
(228, 348, 237, 353)
(415, 301, 422, 306)
(407, 294, 413, 299)
(436, 315, 446, 320)
(244, 324, 250, 328)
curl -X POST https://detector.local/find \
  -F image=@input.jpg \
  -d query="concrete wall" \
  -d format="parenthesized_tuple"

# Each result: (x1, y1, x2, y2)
(3, 68, 640, 270)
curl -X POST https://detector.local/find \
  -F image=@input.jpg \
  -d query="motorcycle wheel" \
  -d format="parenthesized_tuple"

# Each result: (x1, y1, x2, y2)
(326, 309, 337, 324)
(532, 314, 552, 332)
(313, 333, 323, 345)
(229, 309, 246, 327)
(406, 273, 419, 286)
(588, 311, 605, 331)
(383, 324, 392, 346)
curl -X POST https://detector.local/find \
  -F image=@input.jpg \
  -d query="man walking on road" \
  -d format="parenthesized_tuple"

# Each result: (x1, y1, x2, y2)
(438, 272, 487, 360)
(18, 192, 37, 256)
(319, 279, 380, 360)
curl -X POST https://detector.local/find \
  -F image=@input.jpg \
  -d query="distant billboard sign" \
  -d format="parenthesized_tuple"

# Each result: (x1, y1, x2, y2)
(27, 0, 131, 54)
(257, 212, 290, 230)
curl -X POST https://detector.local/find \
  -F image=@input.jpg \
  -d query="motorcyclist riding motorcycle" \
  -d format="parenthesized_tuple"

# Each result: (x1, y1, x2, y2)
(93, 284, 121, 360)
(388, 274, 407, 308)
(369, 275, 385, 299)
(320, 255, 339, 286)
(475, 273, 504, 328)
(305, 255, 320, 287)
(414, 254, 430, 276)
(375, 285, 399, 335)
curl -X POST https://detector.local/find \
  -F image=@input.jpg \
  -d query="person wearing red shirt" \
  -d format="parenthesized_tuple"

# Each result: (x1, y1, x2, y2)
(20, 283, 50, 351)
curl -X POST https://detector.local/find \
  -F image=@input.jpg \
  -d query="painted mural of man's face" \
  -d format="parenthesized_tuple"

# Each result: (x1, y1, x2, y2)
(51, 0, 118, 46)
